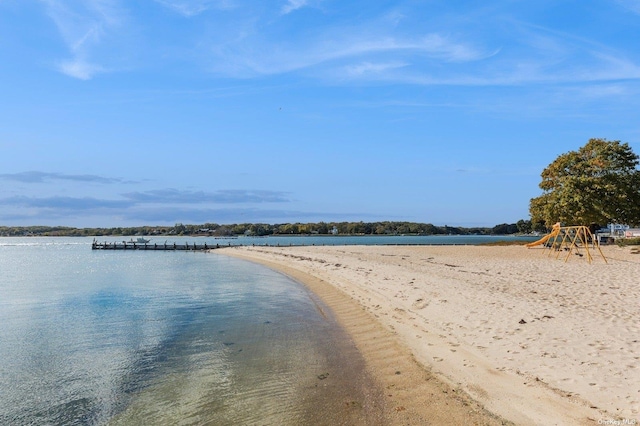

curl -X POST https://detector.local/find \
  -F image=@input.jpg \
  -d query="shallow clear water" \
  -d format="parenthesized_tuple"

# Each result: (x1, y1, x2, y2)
(0, 238, 375, 425)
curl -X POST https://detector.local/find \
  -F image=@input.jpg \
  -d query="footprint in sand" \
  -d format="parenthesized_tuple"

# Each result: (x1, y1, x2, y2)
(412, 298, 429, 309)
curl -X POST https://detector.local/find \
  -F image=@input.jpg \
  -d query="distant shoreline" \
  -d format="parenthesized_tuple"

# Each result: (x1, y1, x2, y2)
(0, 220, 536, 238)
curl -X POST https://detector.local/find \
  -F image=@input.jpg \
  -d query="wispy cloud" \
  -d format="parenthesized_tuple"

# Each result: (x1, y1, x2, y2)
(121, 207, 335, 224)
(345, 61, 408, 77)
(153, 0, 235, 17)
(122, 189, 291, 204)
(58, 59, 106, 80)
(0, 171, 130, 184)
(199, 4, 640, 88)
(331, 34, 489, 63)
(41, 0, 126, 79)
(208, 31, 490, 78)
(0, 183, 294, 225)
(615, 0, 640, 14)
(0, 193, 339, 225)
(0, 200, 380, 225)
(502, 20, 640, 84)
(281, 0, 309, 15)
(0, 195, 130, 210)
(28, 1, 640, 87)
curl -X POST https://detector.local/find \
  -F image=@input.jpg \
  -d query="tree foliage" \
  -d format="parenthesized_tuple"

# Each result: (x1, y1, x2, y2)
(530, 138, 640, 228)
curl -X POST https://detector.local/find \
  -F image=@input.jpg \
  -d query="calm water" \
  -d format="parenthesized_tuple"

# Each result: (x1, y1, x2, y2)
(200, 234, 537, 247)
(0, 238, 380, 425)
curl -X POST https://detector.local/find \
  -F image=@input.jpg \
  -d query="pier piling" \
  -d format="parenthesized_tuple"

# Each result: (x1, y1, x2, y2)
(91, 240, 225, 251)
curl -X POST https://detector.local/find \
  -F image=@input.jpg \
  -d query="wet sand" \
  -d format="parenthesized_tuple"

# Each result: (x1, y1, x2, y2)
(217, 244, 640, 425)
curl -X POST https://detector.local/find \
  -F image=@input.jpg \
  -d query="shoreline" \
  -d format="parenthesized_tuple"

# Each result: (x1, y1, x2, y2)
(216, 245, 640, 424)
(218, 248, 510, 425)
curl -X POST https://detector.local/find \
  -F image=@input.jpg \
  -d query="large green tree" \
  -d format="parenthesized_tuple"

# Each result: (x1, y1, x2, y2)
(530, 138, 640, 228)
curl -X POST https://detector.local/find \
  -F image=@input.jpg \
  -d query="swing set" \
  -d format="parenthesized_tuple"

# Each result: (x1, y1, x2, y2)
(526, 223, 607, 264)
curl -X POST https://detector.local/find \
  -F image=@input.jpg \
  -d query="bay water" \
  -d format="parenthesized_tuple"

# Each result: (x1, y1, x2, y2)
(0, 238, 380, 425)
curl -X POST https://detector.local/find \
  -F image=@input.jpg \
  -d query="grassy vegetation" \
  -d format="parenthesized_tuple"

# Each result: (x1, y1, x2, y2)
(616, 237, 640, 247)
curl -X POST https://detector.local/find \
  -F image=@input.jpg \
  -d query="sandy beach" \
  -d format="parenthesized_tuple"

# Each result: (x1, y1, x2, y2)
(217, 244, 640, 425)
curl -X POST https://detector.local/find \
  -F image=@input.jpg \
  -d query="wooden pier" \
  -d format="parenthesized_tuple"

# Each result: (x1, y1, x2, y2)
(91, 240, 233, 251)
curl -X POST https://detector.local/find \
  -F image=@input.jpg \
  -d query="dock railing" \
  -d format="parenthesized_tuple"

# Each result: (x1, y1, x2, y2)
(91, 239, 233, 251)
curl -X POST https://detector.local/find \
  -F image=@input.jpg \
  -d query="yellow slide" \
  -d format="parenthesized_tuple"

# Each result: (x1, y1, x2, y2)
(526, 222, 561, 248)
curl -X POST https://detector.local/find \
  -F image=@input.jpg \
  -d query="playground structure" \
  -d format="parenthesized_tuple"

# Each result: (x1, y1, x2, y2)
(526, 223, 607, 264)
(525, 222, 561, 248)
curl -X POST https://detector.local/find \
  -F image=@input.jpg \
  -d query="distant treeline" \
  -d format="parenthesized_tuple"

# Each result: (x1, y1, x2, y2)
(0, 220, 537, 237)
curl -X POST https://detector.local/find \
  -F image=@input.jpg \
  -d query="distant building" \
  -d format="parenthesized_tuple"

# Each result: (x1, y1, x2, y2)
(625, 228, 640, 238)
(610, 223, 630, 236)
(596, 223, 638, 243)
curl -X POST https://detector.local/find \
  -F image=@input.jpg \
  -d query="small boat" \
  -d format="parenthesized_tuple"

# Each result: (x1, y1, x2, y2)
(129, 237, 150, 244)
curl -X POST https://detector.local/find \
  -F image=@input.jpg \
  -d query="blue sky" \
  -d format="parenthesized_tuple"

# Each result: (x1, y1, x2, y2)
(1, 0, 639, 227)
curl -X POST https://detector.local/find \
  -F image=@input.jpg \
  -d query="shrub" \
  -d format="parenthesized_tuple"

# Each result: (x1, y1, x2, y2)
(616, 237, 640, 246)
